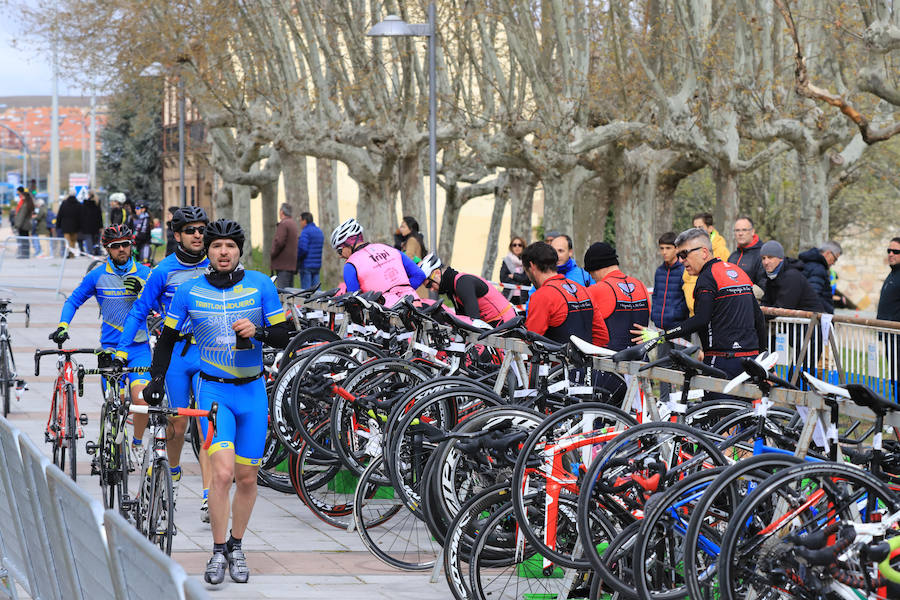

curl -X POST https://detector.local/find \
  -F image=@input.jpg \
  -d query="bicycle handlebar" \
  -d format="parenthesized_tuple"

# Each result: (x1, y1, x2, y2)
(34, 348, 100, 376)
(77, 365, 151, 396)
(129, 402, 219, 450)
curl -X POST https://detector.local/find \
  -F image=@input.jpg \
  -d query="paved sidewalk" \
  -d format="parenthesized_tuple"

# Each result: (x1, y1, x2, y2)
(0, 228, 451, 599)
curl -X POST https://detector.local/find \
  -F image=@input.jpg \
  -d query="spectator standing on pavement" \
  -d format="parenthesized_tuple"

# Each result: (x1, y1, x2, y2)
(296, 212, 324, 289)
(56, 194, 81, 257)
(394, 216, 426, 263)
(109, 192, 128, 226)
(499, 236, 531, 305)
(638, 228, 766, 383)
(13, 186, 34, 258)
(132, 204, 152, 262)
(798, 241, 842, 314)
(728, 216, 766, 290)
(651, 232, 688, 401)
(270, 203, 299, 289)
(521, 241, 608, 346)
(165, 206, 179, 256)
(878, 237, 900, 400)
(683, 212, 730, 314)
(32, 197, 49, 257)
(80, 193, 104, 255)
(759, 241, 822, 312)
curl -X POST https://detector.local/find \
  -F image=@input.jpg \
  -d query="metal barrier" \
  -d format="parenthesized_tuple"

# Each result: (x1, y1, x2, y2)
(104, 510, 189, 600)
(17, 434, 67, 600)
(0, 420, 26, 599)
(0, 421, 61, 600)
(0, 415, 211, 600)
(45, 465, 123, 599)
(762, 307, 900, 402)
(0, 236, 74, 298)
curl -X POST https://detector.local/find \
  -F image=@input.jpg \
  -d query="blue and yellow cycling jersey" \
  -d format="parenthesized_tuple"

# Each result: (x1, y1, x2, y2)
(116, 252, 209, 358)
(164, 270, 285, 380)
(59, 258, 151, 348)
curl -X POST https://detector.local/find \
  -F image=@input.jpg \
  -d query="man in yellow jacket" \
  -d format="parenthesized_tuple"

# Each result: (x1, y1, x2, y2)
(683, 212, 730, 313)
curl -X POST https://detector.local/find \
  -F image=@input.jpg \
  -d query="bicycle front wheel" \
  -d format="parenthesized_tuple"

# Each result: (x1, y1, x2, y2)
(145, 457, 175, 555)
(65, 387, 77, 481)
(0, 339, 10, 417)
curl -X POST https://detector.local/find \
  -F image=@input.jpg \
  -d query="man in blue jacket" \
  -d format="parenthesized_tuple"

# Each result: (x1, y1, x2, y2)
(799, 241, 842, 314)
(650, 232, 688, 401)
(296, 212, 324, 289)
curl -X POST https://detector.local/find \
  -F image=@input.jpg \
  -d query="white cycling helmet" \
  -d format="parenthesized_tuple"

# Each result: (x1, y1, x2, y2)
(109, 192, 126, 204)
(419, 253, 442, 279)
(330, 218, 364, 249)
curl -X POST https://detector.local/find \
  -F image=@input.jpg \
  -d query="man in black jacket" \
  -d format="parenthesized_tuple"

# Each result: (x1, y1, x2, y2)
(56, 194, 82, 257)
(728, 216, 766, 290)
(878, 237, 900, 400)
(799, 241, 842, 314)
(760, 241, 823, 312)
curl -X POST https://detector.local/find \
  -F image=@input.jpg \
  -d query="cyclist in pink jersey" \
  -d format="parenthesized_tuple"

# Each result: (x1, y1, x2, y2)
(331, 218, 426, 307)
(419, 253, 516, 326)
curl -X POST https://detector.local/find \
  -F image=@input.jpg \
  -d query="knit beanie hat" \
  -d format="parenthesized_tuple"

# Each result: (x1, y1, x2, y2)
(584, 242, 618, 271)
(760, 240, 785, 259)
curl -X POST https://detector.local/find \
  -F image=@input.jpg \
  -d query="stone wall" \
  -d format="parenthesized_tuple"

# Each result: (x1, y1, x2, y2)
(834, 225, 899, 317)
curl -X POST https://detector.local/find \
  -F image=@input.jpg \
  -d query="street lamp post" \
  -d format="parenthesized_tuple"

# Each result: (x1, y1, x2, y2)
(367, 4, 438, 254)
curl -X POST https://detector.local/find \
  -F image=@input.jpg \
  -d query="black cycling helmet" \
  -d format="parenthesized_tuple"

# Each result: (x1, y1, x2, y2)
(204, 219, 245, 255)
(170, 206, 209, 232)
(101, 224, 134, 247)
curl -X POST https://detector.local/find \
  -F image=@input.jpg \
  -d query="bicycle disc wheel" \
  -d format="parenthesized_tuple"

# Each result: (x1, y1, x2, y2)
(145, 457, 174, 555)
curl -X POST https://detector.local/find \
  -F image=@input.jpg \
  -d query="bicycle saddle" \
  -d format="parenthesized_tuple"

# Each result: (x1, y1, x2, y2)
(723, 352, 780, 394)
(476, 315, 525, 340)
(612, 337, 660, 363)
(802, 371, 851, 399)
(307, 287, 340, 302)
(433, 308, 486, 334)
(569, 335, 616, 358)
(846, 384, 899, 415)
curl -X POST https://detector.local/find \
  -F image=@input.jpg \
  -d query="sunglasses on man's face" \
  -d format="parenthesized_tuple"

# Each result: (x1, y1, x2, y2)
(888, 248, 900, 255)
(676, 246, 704, 261)
(182, 225, 205, 235)
(107, 241, 132, 250)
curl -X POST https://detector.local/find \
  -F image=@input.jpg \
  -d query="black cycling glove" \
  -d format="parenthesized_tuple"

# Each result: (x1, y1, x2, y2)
(142, 377, 166, 407)
(123, 275, 143, 296)
(49, 326, 69, 344)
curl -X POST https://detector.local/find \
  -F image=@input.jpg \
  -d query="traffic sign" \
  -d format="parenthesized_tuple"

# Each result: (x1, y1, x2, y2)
(69, 172, 90, 202)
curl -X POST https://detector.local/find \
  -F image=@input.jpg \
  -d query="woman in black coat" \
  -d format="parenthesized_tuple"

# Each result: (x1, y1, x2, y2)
(79, 195, 104, 255)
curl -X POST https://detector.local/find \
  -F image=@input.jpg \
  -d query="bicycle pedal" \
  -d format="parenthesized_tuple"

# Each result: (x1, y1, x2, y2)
(79, 413, 89, 426)
(85, 441, 98, 455)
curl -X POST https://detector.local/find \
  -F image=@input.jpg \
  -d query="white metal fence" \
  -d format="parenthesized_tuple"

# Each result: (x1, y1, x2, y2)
(761, 307, 900, 402)
(0, 236, 76, 298)
(0, 416, 208, 600)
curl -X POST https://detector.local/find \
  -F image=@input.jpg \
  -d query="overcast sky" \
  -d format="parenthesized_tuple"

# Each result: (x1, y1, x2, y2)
(0, 10, 88, 97)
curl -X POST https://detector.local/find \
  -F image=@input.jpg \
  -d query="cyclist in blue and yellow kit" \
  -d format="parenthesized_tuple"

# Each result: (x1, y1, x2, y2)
(49, 224, 152, 441)
(113, 206, 211, 521)
(144, 219, 291, 585)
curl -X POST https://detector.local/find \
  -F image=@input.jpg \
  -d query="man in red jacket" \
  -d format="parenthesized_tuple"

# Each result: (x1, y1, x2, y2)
(584, 242, 650, 352)
(522, 242, 608, 347)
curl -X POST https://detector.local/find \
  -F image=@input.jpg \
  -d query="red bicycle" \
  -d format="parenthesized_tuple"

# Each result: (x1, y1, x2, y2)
(35, 346, 97, 480)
